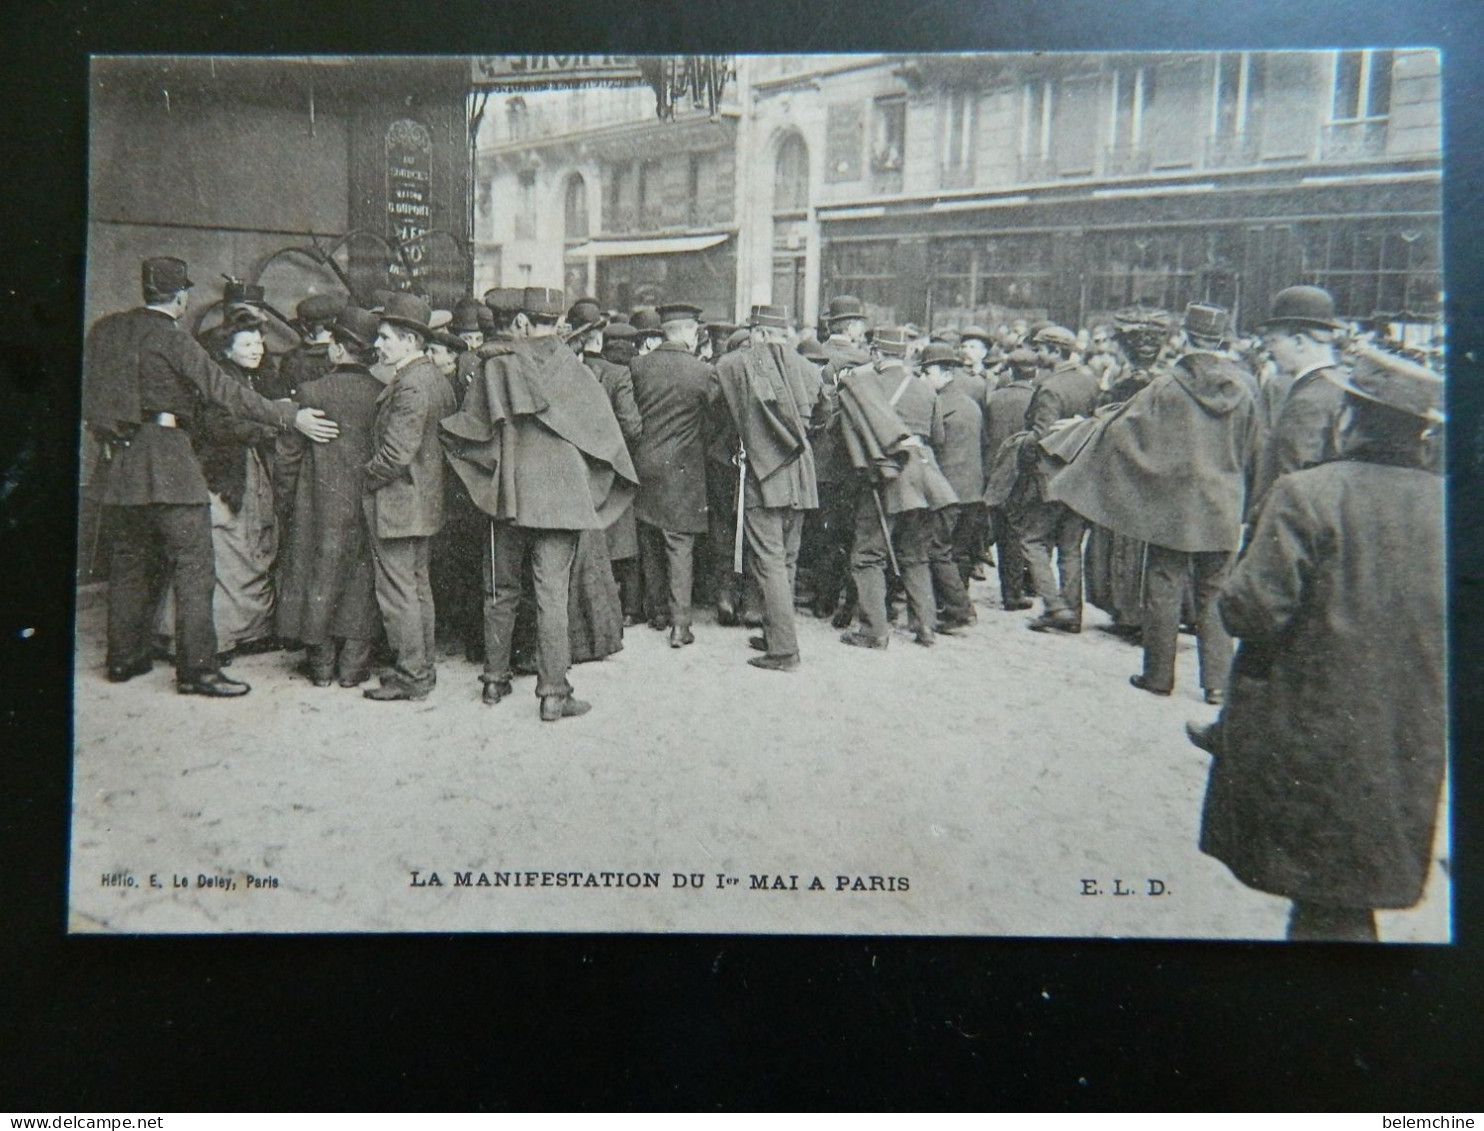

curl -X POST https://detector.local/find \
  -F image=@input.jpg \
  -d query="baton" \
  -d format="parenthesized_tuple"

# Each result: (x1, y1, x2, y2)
(872, 486, 900, 577)
(732, 443, 747, 575)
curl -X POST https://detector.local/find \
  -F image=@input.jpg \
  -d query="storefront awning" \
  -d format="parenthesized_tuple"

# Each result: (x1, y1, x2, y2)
(567, 233, 730, 258)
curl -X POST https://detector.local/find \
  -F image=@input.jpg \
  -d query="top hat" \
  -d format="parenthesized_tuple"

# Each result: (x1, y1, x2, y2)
(521, 287, 565, 318)
(566, 297, 608, 329)
(332, 305, 381, 350)
(825, 294, 867, 325)
(1260, 285, 1346, 331)
(296, 292, 346, 326)
(796, 334, 831, 364)
(222, 278, 266, 307)
(920, 342, 965, 368)
(629, 307, 664, 334)
(749, 304, 790, 330)
(658, 302, 704, 324)
(1031, 324, 1078, 350)
(959, 324, 994, 346)
(872, 326, 911, 357)
(1327, 346, 1444, 423)
(378, 293, 433, 336)
(142, 256, 193, 294)
(452, 298, 492, 334)
(483, 287, 524, 316)
(1183, 302, 1231, 342)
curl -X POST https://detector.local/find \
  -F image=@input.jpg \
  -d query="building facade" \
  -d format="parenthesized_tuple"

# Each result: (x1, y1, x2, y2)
(737, 51, 1441, 340)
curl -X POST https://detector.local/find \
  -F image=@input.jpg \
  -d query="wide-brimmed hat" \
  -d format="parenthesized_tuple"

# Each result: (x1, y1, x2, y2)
(920, 342, 965, 368)
(142, 256, 193, 293)
(825, 294, 867, 325)
(1259, 285, 1346, 331)
(1327, 346, 1444, 423)
(378, 293, 433, 335)
(331, 305, 380, 350)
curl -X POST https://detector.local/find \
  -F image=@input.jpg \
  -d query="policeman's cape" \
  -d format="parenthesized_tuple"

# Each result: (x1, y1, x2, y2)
(439, 336, 638, 530)
(835, 368, 957, 514)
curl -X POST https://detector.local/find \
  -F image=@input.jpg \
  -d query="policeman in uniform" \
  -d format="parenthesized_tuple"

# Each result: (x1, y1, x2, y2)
(82, 256, 339, 697)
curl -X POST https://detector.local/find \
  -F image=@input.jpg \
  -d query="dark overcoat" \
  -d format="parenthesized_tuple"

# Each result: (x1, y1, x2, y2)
(363, 355, 457, 539)
(1046, 352, 1260, 553)
(193, 357, 280, 512)
(837, 366, 957, 515)
(275, 363, 383, 643)
(583, 351, 642, 558)
(1250, 364, 1347, 511)
(814, 337, 871, 484)
(713, 342, 821, 510)
(931, 376, 986, 502)
(1199, 458, 1446, 909)
(628, 341, 716, 534)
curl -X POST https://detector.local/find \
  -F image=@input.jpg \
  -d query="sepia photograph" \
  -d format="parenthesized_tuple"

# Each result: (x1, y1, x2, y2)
(70, 50, 1448, 942)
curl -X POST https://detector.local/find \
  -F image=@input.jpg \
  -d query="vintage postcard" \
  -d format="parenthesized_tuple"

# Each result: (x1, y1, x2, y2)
(70, 52, 1448, 940)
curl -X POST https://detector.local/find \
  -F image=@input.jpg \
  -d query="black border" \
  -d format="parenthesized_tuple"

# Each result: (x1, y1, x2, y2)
(3, 0, 1482, 1110)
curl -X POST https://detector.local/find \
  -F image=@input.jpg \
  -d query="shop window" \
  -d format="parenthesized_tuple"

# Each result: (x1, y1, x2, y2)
(930, 235, 1053, 323)
(774, 133, 809, 213)
(1084, 230, 1235, 317)
(823, 240, 898, 323)
(1301, 223, 1441, 321)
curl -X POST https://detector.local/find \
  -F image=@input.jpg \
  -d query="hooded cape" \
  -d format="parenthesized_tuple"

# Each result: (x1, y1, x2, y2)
(837, 367, 957, 514)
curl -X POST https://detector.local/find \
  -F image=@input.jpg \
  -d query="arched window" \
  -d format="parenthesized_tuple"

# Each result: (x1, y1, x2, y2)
(564, 174, 589, 241)
(774, 134, 809, 213)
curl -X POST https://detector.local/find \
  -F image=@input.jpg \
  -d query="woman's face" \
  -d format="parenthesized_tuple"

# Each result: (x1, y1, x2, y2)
(226, 328, 265, 370)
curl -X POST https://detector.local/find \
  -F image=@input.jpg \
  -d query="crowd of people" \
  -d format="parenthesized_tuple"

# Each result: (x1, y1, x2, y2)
(83, 257, 1446, 939)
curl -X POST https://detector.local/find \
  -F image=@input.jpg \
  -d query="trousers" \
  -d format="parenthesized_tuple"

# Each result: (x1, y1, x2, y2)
(368, 534, 436, 687)
(990, 506, 1031, 606)
(1016, 500, 1086, 618)
(106, 503, 217, 679)
(638, 522, 698, 631)
(851, 498, 935, 641)
(1141, 543, 1234, 693)
(744, 506, 804, 659)
(483, 523, 579, 697)
(928, 503, 976, 623)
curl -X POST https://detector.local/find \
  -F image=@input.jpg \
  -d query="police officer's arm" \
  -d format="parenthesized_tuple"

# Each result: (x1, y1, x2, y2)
(1218, 474, 1321, 641)
(364, 372, 429, 490)
(161, 332, 339, 443)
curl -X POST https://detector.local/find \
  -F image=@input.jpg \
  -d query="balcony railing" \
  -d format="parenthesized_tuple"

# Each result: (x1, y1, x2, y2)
(1321, 119, 1390, 162)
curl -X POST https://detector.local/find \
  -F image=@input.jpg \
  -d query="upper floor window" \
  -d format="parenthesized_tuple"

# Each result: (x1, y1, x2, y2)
(871, 95, 906, 193)
(942, 89, 974, 173)
(1332, 49, 1393, 122)
(515, 170, 537, 240)
(774, 133, 809, 212)
(563, 174, 588, 242)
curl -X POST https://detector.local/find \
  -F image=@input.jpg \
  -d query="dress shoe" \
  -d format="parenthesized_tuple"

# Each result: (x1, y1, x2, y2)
(715, 598, 738, 627)
(234, 635, 281, 656)
(1185, 720, 1220, 755)
(1028, 611, 1080, 633)
(338, 670, 370, 688)
(748, 635, 768, 652)
(669, 626, 695, 649)
(1129, 675, 1173, 697)
(310, 674, 334, 688)
(481, 678, 513, 705)
(177, 671, 251, 698)
(747, 653, 800, 672)
(1002, 598, 1034, 612)
(106, 657, 152, 683)
(839, 631, 889, 650)
(540, 694, 591, 721)
(1203, 688, 1225, 706)
(831, 606, 854, 629)
(364, 679, 431, 702)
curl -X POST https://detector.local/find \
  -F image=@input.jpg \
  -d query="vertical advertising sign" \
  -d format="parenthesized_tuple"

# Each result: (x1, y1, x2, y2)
(386, 118, 433, 288)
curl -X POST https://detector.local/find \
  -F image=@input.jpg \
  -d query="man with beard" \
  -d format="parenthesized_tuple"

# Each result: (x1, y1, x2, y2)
(441, 287, 637, 720)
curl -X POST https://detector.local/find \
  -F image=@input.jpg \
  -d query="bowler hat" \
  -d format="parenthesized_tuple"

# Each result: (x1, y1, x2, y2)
(658, 302, 704, 324)
(1326, 346, 1444, 423)
(521, 287, 565, 318)
(142, 256, 192, 294)
(825, 295, 867, 325)
(872, 327, 911, 357)
(566, 297, 608, 329)
(630, 307, 664, 334)
(749, 304, 790, 330)
(1182, 302, 1230, 343)
(920, 342, 964, 368)
(1260, 285, 1345, 331)
(452, 297, 493, 334)
(378, 293, 433, 336)
(332, 305, 381, 350)
(796, 334, 831, 364)
(296, 293, 346, 325)
(222, 278, 266, 307)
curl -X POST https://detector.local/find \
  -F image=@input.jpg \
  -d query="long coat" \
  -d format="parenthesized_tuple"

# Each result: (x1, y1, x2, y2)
(363, 355, 457, 539)
(194, 357, 280, 512)
(1250, 364, 1347, 512)
(583, 351, 642, 558)
(274, 363, 383, 643)
(1047, 352, 1260, 553)
(837, 365, 957, 516)
(713, 341, 821, 511)
(628, 341, 716, 534)
(931, 375, 986, 502)
(1199, 457, 1446, 909)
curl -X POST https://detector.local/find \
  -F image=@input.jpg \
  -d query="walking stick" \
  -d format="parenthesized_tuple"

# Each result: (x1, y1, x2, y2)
(732, 442, 747, 575)
(872, 485, 900, 577)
